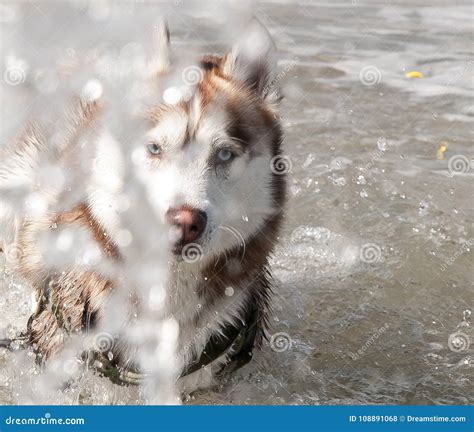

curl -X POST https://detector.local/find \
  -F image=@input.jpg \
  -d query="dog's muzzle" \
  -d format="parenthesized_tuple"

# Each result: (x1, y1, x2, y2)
(166, 206, 207, 255)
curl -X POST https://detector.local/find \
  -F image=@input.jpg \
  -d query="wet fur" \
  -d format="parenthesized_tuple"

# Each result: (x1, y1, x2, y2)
(1, 20, 286, 391)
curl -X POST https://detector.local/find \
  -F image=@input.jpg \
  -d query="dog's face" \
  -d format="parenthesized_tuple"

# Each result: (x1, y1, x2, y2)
(141, 22, 285, 262)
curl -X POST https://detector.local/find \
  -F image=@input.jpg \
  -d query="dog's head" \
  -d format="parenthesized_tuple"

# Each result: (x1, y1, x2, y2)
(139, 20, 286, 263)
(85, 20, 286, 264)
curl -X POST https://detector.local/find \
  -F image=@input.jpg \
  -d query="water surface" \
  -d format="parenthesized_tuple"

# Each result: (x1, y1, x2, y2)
(0, 0, 472, 405)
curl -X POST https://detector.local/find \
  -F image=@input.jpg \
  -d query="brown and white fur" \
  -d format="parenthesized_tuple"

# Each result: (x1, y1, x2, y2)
(0, 19, 286, 392)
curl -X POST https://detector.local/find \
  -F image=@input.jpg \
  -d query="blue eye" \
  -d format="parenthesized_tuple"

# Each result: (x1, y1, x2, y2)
(147, 142, 162, 156)
(217, 148, 234, 163)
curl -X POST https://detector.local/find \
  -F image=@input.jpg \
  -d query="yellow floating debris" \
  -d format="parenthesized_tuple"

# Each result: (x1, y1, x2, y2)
(437, 142, 448, 160)
(405, 70, 424, 78)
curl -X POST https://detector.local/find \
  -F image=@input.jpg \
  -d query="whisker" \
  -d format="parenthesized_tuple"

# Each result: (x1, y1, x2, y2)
(218, 225, 246, 262)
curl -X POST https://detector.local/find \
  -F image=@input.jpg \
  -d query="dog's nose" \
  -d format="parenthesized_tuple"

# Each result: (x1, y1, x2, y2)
(166, 206, 207, 245)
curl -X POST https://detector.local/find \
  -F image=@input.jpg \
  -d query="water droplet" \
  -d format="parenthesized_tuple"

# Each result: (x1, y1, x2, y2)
(163, 87, 182, 104)
(419, 200, 429, 216)
(463, 309, 471, 324)
(81, 79, 103, 101)
(303, 154, 315, 168)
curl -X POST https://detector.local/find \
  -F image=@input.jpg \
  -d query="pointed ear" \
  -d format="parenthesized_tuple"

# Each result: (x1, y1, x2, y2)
(223, 18, 278, 100)
(152, 19, 171, 73)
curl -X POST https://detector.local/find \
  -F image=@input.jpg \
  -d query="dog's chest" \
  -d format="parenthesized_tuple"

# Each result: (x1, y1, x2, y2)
(164, 265, 249, 360)
(166, 268, 202, 327)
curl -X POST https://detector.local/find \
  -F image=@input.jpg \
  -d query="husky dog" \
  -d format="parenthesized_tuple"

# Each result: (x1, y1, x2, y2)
(0, 18, 286, 391)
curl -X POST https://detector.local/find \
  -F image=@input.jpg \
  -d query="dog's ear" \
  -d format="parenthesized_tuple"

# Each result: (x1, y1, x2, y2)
(152, 19, 171, 73)
(223, 18, 278, 101)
